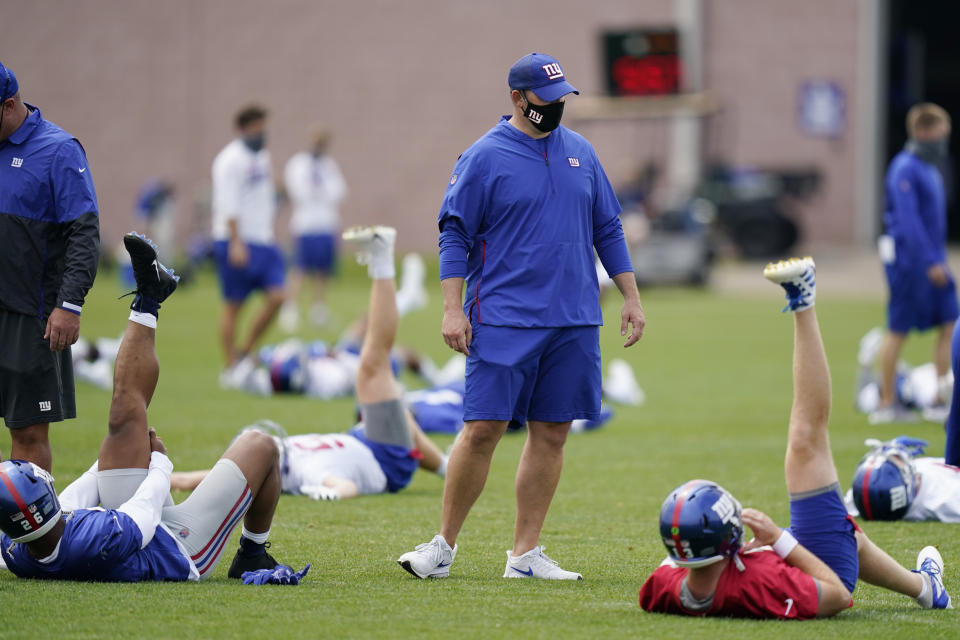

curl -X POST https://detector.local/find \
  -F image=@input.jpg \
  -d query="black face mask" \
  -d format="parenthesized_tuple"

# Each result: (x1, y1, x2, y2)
(907, 137, 949, 164)
(243, 132, 266, 153)
(522, 91, 564, 133)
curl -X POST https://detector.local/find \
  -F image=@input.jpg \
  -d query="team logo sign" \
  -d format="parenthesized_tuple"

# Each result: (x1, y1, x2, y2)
(450, 173, 458, 185)
(568, 157, 580, 167)
(542, 63, 564, 80)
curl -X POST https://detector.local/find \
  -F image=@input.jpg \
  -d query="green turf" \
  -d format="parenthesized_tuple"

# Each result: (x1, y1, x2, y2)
(0, 261, 957, 639)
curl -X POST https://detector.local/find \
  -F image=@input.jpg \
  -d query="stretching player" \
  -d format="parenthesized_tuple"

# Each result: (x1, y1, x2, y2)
(845, 436, 960, 522)
(172, 226, 448, 502)
(171, 416, 447, 501)
(639, 258, 951, 619)
(0, 234, 293, 581)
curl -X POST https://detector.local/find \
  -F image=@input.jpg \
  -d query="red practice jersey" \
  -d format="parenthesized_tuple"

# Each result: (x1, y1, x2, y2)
(639, 550, 831, 620)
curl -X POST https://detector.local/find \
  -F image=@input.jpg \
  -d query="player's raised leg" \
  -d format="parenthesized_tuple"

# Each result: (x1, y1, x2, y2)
(97, 232, 178, 508)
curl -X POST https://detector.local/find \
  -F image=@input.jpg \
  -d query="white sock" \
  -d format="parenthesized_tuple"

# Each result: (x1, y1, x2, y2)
(915, 571, 932, 607)
(242, 526, 270, 544)
(436, 455, 448, 478)
(129, 311, 157, 329)
(368, 242, 395, 280)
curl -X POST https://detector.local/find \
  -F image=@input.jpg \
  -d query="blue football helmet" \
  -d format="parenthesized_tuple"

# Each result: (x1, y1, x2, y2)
(0, 460, 62, 543)
(659, 479, 744, 567)
(851, 444, 918, 521)
(268, 342, 307, 393)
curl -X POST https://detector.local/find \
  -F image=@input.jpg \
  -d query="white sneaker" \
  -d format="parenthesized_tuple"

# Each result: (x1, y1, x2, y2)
(603, 358, 645, 406)
(868, 404, 918, 425)
(278, 302, 299, 333)
(342, 225, 397, 263)
(309, 302, 330, 327)
(397, 534, 457, 579)
(915, 546, 952, 609)
(921, 404, 950, 423)
(503, 546, 582, 580)
(219, 357, 256, 391)
(857, 327, 885, 368)
(762, 256, 816, 312)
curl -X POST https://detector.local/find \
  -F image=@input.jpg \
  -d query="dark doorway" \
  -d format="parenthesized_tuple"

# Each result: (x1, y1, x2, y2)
(886, 1, 960, 239)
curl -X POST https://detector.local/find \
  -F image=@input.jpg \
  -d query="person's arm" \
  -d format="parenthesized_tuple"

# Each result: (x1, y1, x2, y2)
(325, 158, 348, 203)
(213, 152, 249, 266)
(591, 152, 645, 347)
(47, 140, 100, 351)
(440, 276, 471, 355)
(299, 476, 359, 500)
(57, 460, 100, 510)
(741, 508, 852, 617)
(117, 435, 173, 550)
(284, 155, 311, 205)
(437, 152, 485, 355)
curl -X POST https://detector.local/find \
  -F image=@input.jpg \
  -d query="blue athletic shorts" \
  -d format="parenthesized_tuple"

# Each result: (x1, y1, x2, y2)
(213, 240, 286, 303)
(886, 264, 959, 333)
(463, 324, 601, 424)
(295, 233, 337, 273)
(348, 425, 419, 493)
(788, 485, 859, 593)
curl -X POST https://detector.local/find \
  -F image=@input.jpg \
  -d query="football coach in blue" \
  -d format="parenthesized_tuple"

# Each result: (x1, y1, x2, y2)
(399, 53, 644, 580)
(0, 61, 100, 471)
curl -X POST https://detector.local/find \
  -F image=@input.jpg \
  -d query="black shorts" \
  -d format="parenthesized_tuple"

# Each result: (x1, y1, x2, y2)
(0, 308, 75, 428)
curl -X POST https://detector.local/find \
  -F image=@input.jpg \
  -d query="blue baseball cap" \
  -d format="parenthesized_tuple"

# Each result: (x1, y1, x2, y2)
(0, 61, 18, 101)
(508, 53, 578, 102)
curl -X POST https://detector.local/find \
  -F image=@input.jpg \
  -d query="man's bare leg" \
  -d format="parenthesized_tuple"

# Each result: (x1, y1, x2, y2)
(935, 321, 954, 380)
(784, 307, 838, 494)
(440, 418, 509, 545)
(240, 288, 285, 357)
(855, 531, 922, 597)
(9, 423, 51, 471)
(878, 331, 907, 408)
(220, 302, 243, 367)
(513, 420, 570, 554)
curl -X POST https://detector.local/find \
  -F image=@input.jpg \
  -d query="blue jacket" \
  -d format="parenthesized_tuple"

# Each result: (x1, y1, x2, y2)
(883, 149, 947, 271)
(0, 105, 99, 319)
(438, 117, 632, 327)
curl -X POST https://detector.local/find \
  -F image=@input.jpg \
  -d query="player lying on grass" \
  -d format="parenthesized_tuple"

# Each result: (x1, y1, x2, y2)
(639, 257, 951, 619)
(173, 226, 453, 500)
(844, 436, 960, 522)
(171, 414, 447, 501)
(854, 327, 951, 423)
(0, 234, 296, 581)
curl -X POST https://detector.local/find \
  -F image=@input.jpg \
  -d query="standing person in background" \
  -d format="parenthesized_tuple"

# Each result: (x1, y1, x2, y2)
(211, 104, 286, 386)
(398, 53, 645, 580)
(279, 127, 347, 331)
(0, 60, 100, 471)
(874, 103, 958, 425)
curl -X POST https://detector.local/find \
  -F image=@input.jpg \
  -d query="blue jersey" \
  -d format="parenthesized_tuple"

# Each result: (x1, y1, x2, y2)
(0, 105, 99, 318)
(0, 509, 191, 582)
(883, 149, 947, 272)
(438, 117, 632, 328)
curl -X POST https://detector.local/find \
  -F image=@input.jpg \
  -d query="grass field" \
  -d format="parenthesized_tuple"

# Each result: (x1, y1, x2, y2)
(0, 259, 956, 639)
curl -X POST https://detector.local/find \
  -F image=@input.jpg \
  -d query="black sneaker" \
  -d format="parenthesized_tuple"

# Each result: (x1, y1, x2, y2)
(123, 232, 179, 304)
(227, 546, 279, 579)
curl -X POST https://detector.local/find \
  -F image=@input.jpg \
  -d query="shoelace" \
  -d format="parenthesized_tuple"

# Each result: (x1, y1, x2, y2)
(415, 540, 444, 563)
(922, 558, 943, 579)
(536, 547, 559, 567)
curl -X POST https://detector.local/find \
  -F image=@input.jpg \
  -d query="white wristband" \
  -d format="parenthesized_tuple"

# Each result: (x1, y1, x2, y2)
(772, 529, 799, 559)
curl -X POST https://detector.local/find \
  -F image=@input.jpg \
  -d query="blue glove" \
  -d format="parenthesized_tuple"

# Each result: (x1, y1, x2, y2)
(892, 436, 928, 457)
(241, 563, 311, 585)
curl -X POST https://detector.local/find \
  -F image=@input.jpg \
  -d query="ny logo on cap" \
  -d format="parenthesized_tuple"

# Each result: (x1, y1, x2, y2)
(542, 63, 563, 80)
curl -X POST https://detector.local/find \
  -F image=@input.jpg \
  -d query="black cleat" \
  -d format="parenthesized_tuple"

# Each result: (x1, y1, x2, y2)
(227, 546, 279, 579)
(123, 232, 179, 304)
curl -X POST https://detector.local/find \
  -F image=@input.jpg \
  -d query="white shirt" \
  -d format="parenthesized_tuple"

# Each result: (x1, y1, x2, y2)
(284, 152, 347, 235)
(211, 138, 276, 244)
(281, 433, 387, 496)
(844, 457, 960, 522)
